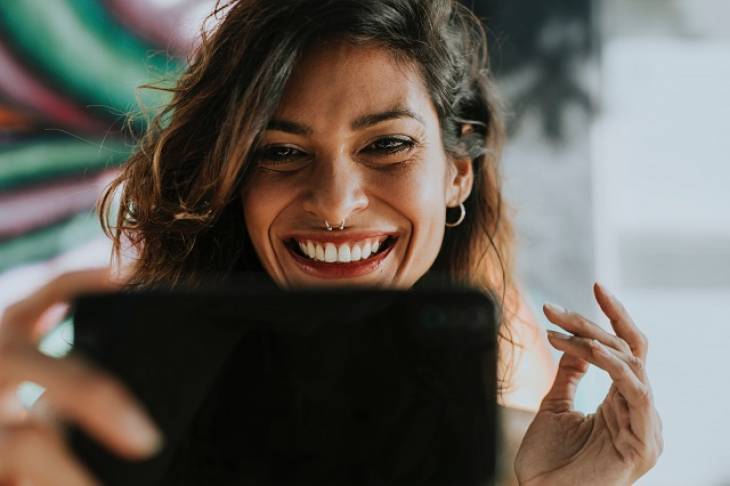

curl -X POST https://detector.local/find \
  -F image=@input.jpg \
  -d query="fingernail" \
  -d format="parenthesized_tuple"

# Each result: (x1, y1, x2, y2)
(546, 330, 570, 340)
(544, 302, 567, 314)
(122, 409, 164, 454)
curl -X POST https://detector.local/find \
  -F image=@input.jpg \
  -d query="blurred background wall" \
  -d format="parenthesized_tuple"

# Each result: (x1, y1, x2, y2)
(593, 1, 730, 484)
(0, 1, 728, 484)
(0, 0, 214, 299)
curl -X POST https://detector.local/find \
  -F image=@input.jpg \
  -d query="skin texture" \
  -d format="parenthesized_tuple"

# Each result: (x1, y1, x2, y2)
(240, 41, 472, 289)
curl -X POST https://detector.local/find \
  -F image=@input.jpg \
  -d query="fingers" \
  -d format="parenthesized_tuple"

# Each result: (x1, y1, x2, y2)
(593, 282, 648, 360)
(0, 421, 99, 486)
(542, 287, 662, 476)
(1, 268, 118, 342)
(0, 347, 162, 459)
(546, 331, 654, 440)
(0, 268, 161, 465)
(543, 303, 632, 356)
(539, 352, 589, 413)
(543, 303, 648, 384)
(547, 332, 648, 404)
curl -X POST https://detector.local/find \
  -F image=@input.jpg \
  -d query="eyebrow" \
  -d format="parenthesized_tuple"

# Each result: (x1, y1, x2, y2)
(351, 106, 425, 130)
(266, 105, 424, 135)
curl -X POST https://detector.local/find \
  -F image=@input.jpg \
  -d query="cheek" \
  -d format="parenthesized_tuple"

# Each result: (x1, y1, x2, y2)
(381, 168, 445, 229)
(406, 166, 448, 253)
(374, 155, 449, 284)
(240, 175, 289, 261)
(375, 147, 450, 212)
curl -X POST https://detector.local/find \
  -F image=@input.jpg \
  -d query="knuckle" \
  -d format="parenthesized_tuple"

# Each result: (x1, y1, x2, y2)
(636, 385, 652, 405)
(613, 360, 632, 380)
(587, 339, 603, 356)
(629, 355, 644, 371)
(564, 311, 584, 328)
(615, 337, 631, 353)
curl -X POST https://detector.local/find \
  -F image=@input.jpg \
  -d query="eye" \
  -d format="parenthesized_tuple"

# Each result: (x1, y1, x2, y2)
(363, 137, 415, 155)
(255, 145, 309, 172)
(257, 145, 306, 162)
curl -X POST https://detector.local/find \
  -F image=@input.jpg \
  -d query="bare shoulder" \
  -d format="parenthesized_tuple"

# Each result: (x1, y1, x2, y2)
(499, 284, 557, 410)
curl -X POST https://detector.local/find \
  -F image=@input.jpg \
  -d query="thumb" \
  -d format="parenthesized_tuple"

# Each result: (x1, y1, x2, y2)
(539, 352, 589, 413)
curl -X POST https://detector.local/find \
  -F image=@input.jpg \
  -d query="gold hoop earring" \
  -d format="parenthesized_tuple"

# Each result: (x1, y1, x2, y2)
(445, 203, 466, 228)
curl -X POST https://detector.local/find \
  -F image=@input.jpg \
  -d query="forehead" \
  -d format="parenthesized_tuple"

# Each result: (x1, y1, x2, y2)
(275, 40, 437, 129)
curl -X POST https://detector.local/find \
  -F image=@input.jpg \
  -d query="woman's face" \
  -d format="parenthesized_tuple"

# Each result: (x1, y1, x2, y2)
(241, 41, 472, 288)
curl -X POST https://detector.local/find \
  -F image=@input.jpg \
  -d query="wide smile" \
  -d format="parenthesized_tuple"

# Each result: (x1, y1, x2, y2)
(282, 233, 399, 279)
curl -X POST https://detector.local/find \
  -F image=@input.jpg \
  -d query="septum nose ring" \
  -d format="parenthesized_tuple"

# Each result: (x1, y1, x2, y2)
(324, 220, 346, 231)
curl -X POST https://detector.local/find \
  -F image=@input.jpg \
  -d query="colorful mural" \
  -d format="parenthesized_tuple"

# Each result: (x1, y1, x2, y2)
(0, 0, 214, 302)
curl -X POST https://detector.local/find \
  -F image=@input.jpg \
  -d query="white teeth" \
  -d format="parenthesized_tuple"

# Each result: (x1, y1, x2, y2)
(337, 244, 351, 263)
(361, 241, 372, 259)
(324, 243, 337, 262)
(294, 237, 390, 263)
(351, 244, 362, 261)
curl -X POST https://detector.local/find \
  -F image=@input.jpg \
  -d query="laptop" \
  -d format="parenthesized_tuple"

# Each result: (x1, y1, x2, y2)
(67, 280, 499, 485)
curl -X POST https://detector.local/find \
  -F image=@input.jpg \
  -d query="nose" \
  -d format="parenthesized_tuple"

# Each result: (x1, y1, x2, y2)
(301, 156, 369, 227)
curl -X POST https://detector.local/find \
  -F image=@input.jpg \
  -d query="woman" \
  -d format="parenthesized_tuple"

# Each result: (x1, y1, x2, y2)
(0, 0, 662, 484)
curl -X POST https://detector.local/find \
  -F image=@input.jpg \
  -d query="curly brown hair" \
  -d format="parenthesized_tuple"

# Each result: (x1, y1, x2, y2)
(99, 0, 518, 341)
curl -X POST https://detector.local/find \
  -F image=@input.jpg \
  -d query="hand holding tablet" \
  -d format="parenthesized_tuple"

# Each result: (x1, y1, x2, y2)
(0, 269, 162, 486)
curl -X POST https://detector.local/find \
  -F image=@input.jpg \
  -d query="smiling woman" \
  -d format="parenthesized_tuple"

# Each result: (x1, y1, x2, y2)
(0, 0, 662, 485)
(100, 0, 523, 401)
(100, 0, 512, 301)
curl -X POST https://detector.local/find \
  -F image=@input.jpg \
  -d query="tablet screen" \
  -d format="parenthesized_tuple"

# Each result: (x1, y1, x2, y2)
(68, 285, 499, 485)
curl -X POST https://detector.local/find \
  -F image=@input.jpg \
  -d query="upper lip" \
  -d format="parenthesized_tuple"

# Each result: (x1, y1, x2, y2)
(282, 231, 399, 245)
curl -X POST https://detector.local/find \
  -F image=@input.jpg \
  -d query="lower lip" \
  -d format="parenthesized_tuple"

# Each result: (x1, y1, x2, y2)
(285, 241, 396, 279)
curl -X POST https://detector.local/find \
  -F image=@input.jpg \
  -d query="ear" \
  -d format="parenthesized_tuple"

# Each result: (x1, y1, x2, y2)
(446, 155, 474, 207)
(445, 125, 475, 207)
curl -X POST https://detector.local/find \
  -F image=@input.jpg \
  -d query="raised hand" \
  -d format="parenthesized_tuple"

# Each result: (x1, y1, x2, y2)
(514, 283, 663, 486)
(0, 269, 163, 485)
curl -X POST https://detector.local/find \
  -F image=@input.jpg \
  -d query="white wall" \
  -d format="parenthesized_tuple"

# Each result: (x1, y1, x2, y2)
(593, 10, 730, 483)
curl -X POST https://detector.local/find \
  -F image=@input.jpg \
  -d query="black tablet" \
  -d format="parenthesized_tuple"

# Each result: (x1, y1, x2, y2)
(67, 283, 499, 485)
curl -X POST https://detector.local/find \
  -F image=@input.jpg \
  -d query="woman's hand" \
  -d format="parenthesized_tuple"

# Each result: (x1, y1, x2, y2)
(514, 283, 663, 486)
(0, 269, 163, 485)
